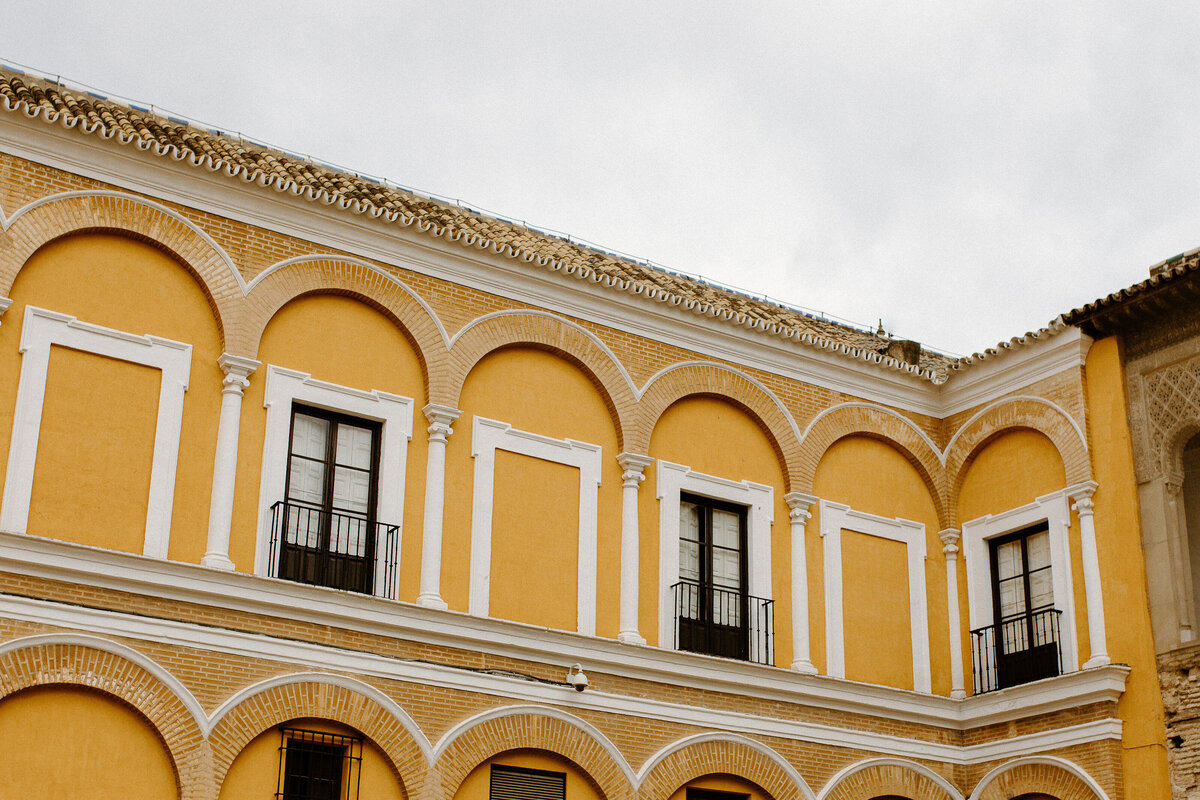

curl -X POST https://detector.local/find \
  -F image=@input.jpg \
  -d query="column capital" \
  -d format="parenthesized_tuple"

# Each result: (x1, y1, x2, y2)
(1066, 480, 1099, 503)
(1165, 472, 1185, 498)
(784, 492, 818, 521)
(938, 528, 961, 556)
(616, 452, 653, 472)
(217, 353, 260, 394)
(423, 404, 462, 442)
(0, 297, 12, 322)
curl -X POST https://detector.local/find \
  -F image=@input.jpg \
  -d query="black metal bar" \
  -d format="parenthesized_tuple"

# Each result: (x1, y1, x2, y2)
(971, 607, 1063, 693)
(269, 501, 399, 600)
(671, 580, 773, 665)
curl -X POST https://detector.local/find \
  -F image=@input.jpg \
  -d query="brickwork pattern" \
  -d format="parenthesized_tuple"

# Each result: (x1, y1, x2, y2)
(972, 760, 1103, 800)
(637, 737, 806, 800)
(820, 760, 957, 800)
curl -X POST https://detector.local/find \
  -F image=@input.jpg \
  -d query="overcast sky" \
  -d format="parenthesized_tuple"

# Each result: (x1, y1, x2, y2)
(4, 2, 1199, 356)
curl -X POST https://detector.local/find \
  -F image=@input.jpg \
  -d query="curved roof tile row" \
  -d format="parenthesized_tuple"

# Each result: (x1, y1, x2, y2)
(0, 67, 958, 381)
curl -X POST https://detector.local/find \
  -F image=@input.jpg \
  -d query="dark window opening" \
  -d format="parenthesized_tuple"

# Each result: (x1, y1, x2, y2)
(490, 764, 566, 800)
(276, 727, 362, 800)
(971, 523, 1063, 692)
(270, 405, 399, 596)
(686, 788, 750, 800)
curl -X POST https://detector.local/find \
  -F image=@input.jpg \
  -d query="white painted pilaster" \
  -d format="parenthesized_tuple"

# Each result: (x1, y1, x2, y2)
(416, 404, 461, 610)
(1070, 482, 1110, 668)
(616, 453, 653, 645)
(201, 353, 260, 570)
(940, 528, 966, 699)
(785, 492, 818, 674)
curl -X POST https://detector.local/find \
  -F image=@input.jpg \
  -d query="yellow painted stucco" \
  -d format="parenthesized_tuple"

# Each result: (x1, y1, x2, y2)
(646, 396, 790, 661)
(1083, 336, 1171, 798)
(29, 347, 160, 552)
(489, 449, 580, 631)
(218, 718, 404, 800)
(231, 293, 429, 589)
(811, 435, 946, 692)
(444, 347, 622, 635)
(454, 749, 601, 800)
(0, 233, 223, 563)
(0, 685, 178, 799)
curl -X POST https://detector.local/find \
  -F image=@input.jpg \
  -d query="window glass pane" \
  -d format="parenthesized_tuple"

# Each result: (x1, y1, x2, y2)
(284, 503, 321, 547)
(333, 466, 371, 515)
(1027, 530, 1051, 570)
(679, 502, 700, 542)
(711, 548, 741, 589)
(1029, 567, 1054, 609)
(711, 509, 740, 549)
(998, 576, 1026, 617)
(679, 539, 700, 582)
(287, 457, 326, 506)
(336, 424, 374, 469)
(291, 414, 329, 460)
(995, 539, 1023, 580)
(329, 514, 368, 557)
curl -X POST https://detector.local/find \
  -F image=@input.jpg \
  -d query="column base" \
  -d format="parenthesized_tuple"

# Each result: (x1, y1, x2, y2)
(416, 594, 449, 611)
(200, 552, 235, 571)
(950, 689, 967, 700)
(790, 658, 818, 675)
(617, 631, 646, 646)
(1083, 655, 1112, 669)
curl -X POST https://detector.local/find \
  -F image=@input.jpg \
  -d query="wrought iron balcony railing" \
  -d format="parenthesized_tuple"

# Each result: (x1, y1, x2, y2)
(671, 580, 773, 665)
(269, 501, 399, 599)
(971, 607, 1062, 693)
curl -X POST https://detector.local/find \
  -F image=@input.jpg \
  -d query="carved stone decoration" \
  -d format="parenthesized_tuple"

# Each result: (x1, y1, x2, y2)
(1127, 347, 1200, 484)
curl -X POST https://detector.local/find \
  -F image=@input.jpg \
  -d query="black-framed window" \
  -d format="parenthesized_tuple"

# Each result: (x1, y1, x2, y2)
(490, 764, 566, 800)
(988, 523, 1060, 687)
(276, 727, 362, 800)
(279, 405, 382, 594)
(677, 492, 749, 659)
(686, 789, 749, 800)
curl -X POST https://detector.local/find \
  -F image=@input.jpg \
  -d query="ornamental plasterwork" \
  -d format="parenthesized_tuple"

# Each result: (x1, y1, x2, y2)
(1127, 337, 1200, 483)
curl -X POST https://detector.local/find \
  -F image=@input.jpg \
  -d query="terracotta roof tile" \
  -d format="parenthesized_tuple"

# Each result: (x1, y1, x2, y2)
(0, 67, 956, 382)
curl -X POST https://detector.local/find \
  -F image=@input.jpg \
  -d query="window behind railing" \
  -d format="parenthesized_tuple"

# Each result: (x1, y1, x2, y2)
(277, 728, 362, 800)
(269, 501, 399, 598)
(672, 580, 773, 664)
(972, 607, 1062, 693)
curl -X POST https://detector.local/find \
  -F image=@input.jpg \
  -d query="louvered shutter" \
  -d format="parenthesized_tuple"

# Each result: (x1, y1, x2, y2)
(490, 765, 566, 800)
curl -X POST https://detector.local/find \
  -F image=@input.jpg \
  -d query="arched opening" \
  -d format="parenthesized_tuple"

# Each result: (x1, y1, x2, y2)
(667, 773, 771, 800)
(1184, 433, 1200, 633)
(454, 748, 604, 800)
(219, 717, 405, 800)
(0, 685, 179, 799)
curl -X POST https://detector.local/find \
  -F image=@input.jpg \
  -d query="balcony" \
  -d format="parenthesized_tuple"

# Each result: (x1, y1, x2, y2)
(671, 580, 773, 665)
(971, 607, 1062, 693)
(268, 501, 399, 599)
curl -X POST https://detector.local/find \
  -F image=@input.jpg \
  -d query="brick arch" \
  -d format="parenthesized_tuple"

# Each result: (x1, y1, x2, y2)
(797, 403, 948, 527)
(0, 190, 241, 350)
(634, 363, 801, 488)
(241, 256, 449, 398)
(818, 759, 961, 800)
(968, 757, 1107, 800)
(945, 398, 1090, 528)
(433, 706, 635, 800)
(445, 310, 637, 449)
(208, 673, 430, 799)
(638, 733, 814, 800)
(0, 633, 209, 800)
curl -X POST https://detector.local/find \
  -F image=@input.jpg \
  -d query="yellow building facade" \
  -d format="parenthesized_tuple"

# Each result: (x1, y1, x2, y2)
(0, 68, 1170, 799)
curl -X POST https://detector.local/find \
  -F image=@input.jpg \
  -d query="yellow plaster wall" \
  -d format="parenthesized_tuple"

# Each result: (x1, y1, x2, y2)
(219, 718, 405, 800)
(0, 685, 178, 799)
(231, 294, 428, 591)
(490, 450, 580, 631)
(811, 436, 945, 692)
(840, 529, 914, 689)
(0, 233, 223, 563)
(646, 396, 790, 662)
(454, 749, 601, 800)
(28, 348, 159, 552)
(444, 348, 622, 635)
(665, 773, 769, 800)
(1083, 336, 1171, 798)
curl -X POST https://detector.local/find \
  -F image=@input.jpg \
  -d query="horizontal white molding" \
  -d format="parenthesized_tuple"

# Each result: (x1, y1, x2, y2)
(0, 114, 1088, 418)
(0, 591, 1123, 766)
(0, 531, 1128, 733)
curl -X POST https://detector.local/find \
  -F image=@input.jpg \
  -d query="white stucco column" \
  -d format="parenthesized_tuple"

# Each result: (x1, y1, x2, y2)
(417, 404, 461, 609)
(939, 528, 967, 698)
(616, 453, 653, 645)
(1070, 481, 1110, 667)
(202, 353, 260, 570)
(785, 492, 818, 674)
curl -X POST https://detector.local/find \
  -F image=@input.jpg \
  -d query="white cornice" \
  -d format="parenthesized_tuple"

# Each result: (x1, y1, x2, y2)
(0, 531, 1128, 734)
